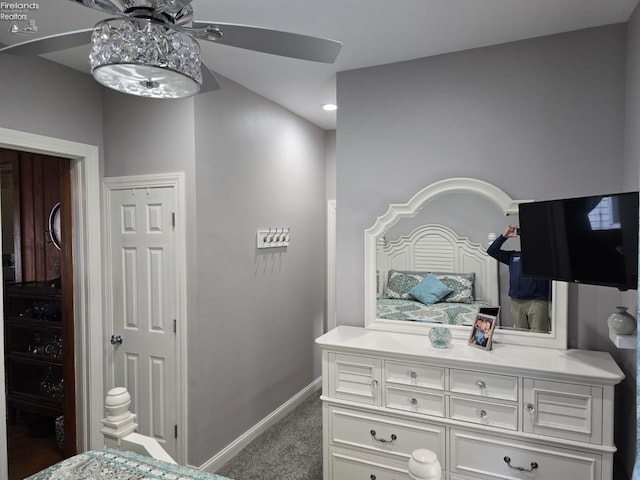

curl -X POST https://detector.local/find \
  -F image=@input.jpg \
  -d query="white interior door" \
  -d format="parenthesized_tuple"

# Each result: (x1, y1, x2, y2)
(108, 185, 178, 458)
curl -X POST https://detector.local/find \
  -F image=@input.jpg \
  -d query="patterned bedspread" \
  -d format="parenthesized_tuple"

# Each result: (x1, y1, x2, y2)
(377, 298, 488, 325)
(26, 449, 232, 480)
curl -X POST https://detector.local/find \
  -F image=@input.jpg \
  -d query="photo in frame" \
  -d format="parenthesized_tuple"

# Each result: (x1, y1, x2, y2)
(468, 313, 497, 350)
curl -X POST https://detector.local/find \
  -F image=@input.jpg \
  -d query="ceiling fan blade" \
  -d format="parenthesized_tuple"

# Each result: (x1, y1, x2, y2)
(200, 62, 221, 93)
(67, 0, 123, 16)
(190, 21, 342, 64)
(0, 29, 94, 56)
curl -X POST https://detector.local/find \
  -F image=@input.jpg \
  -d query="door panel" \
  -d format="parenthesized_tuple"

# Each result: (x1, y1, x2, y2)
(109, 186, 177, 458)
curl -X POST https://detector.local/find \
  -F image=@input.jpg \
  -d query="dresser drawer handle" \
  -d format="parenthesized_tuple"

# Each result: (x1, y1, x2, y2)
(476, 380, 487, 390)
(504, 456, 539, 472)
(477, 409, 488, 420)
(370, 476, 376, 480)
(525, 402, 535, 414)
(372, 380, 379, 390)
(370, 429, 397, 443)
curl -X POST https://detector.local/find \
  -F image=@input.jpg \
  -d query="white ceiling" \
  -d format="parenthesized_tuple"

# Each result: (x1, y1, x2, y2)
(1, 0, 638, 130)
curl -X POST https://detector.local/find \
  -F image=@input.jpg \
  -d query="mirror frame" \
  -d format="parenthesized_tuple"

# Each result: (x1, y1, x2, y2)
(364, 177, 568, 349)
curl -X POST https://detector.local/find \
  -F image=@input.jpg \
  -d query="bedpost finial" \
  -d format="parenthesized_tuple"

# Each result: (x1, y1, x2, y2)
(105, 387, 131, 418)
(102, 387, 137, 447)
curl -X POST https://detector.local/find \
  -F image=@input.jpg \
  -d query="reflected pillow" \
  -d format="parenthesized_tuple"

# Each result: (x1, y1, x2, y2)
(434, 272, 475, 304)
(384, 270, 424, 299)
(384, 270, 475, 303)
(408, 274, 454, 305)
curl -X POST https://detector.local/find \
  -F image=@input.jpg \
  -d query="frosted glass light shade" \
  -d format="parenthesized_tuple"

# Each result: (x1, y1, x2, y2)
(90, 18, 202, 99)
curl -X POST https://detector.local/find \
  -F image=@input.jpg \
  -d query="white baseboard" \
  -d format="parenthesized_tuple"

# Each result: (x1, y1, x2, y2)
(194, 377, 322, 473)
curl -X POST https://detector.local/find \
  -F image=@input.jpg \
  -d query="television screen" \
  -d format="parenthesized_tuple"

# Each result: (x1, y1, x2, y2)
(519, 192, 639, 290)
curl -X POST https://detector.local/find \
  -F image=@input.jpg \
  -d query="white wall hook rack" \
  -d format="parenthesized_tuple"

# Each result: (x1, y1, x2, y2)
(257, 228, 290, 249)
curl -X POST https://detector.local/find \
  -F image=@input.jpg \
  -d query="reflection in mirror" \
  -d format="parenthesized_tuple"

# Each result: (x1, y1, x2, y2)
(486, 225, 551, 333)
(364, 178, 568, 349)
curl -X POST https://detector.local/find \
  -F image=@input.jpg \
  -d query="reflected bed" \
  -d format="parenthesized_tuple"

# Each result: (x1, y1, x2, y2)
(376, 224, 499, 325)
(377, 298, 489, 325)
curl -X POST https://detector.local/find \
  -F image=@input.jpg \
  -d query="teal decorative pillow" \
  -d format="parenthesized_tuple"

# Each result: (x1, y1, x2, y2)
(408, 274, 454, 305)
(384, 270, 425, 299)
(434, 272, 475, 303)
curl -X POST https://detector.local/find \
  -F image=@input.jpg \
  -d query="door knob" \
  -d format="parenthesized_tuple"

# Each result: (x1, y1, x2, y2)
(110, 335, 123, 346)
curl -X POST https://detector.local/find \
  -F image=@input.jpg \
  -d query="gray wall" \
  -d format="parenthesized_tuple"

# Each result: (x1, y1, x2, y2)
(189, 77, 327, 465)
(102, 93, 197, 178)
(335, 24, 635, 477)
(626, 9, 640, 194)
(0, 54, 104, 156)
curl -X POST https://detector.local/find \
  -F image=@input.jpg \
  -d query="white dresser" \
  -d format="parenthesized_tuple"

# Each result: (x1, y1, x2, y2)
(316, 326, 625, 480)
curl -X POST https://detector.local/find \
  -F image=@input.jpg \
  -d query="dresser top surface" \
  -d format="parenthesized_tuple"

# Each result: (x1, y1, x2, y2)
(317, 326, 625, 385)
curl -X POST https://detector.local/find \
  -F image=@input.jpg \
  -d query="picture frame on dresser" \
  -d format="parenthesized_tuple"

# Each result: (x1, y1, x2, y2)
(468, 313, 496, 350)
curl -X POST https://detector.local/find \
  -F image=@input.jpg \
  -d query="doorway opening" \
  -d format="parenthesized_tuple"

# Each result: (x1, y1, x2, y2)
(0, 127, 103, 480)
(1, 148, 75, 478)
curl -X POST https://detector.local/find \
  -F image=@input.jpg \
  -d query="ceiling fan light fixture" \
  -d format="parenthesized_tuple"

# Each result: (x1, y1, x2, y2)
(90, 17, 202, 99)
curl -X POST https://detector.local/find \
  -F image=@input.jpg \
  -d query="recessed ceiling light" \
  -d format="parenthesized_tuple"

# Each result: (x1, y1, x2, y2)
(322, 103, 338, 111)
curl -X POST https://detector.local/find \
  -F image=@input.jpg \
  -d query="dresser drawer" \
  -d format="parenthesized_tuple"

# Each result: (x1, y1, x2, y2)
(329, 353, 382, 405)
(329, 449, 410, 480)
(328, 405, 445, 465)
(385, 360, 445, 390)
(450, 428, 602, 480)
(385, 386, 446, 417)
(523, 379, 603, 444)
(450, 369, 518, 401)
(449, 396, 518, 431)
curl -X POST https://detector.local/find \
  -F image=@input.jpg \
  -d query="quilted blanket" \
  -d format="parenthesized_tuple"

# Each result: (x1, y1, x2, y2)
(377, 298, 488, 325)
(26, 449, 232, 480)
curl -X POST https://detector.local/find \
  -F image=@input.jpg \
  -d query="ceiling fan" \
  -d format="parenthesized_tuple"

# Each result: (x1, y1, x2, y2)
(0, 0, 342, 98)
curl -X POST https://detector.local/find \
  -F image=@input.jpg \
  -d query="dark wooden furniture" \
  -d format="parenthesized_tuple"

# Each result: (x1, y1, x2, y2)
(4, 281, 63, 422)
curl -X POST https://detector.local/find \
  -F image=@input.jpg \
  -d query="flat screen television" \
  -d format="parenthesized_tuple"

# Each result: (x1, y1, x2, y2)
(519, 192, 639, 291)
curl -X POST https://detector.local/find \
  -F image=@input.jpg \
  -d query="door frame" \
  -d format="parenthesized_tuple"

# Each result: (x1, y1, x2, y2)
(327, 200, 336, 331)
(102, 173, 188, 465)
(0, 127, 103, 476)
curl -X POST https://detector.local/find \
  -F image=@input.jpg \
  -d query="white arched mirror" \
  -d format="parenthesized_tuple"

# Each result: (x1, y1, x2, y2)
(364, 177, 568, 349)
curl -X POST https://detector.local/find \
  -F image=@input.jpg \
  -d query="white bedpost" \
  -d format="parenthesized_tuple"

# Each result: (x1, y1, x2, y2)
(101, 387, 138, 450)
(101, 387, 177, 464)
(408, 449, 442, 480)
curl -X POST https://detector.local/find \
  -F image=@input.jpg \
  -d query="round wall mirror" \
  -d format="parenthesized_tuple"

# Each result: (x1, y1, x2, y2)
(48, 202, 61, 250)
